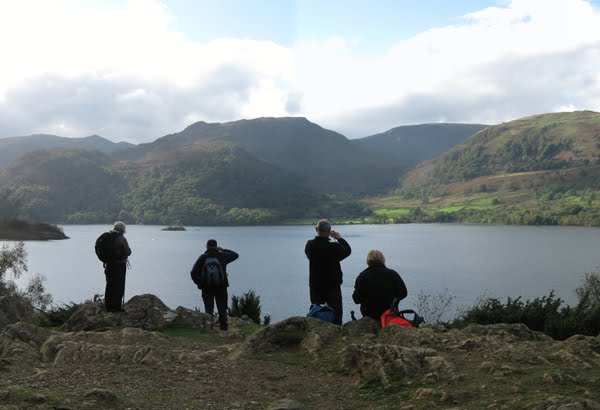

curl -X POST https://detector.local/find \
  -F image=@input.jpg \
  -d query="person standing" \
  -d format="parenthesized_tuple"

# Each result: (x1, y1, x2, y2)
(352, 249, 408, 321)
(190, 239, 239, 331)
(305, 219, 351, 325)
(104, 221, 131, 312)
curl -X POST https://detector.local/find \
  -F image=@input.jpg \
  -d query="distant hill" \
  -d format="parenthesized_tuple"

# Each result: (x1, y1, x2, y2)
(0, 134, 133, 170)
(352, 123, 488, 167)
(118, 117, 401, 195)
(6, 114, 589, 226)
(363, 111, 600, 226)
(401, 111, 600, 194)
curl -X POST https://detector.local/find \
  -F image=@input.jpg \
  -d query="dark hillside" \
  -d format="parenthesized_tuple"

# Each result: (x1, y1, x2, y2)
(0, 134, 133, 170)
(353, 123, 488, 167)
(118, 117, 401, 195)
(0, 149, 124, 223)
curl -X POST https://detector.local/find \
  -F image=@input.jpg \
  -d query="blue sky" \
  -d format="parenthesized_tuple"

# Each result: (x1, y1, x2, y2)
(166, 1, 504, 50)
(1, 0, 600, 141)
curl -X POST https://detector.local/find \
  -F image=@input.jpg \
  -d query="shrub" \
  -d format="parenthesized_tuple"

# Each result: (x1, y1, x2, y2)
(452, 292, 563, 333)
(41, 302, 81, 327)
(575, 270, 600, 306)
(415, 288, 456, 323)
(1, 242, 53, 326)
(229, 289, 268, 325)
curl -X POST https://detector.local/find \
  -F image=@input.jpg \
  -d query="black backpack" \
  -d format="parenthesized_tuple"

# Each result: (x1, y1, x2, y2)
(200, 256, 226, 288)
(95, 231, 118, 264)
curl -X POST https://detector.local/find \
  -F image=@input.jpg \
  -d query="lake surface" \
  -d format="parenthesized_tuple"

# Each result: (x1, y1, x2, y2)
(4, 224, 600, 323)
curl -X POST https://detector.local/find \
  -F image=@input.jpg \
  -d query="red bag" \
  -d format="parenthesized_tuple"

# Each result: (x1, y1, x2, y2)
(381, 309, 415, 328)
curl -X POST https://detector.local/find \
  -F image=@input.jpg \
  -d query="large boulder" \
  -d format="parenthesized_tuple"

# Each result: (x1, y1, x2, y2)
(0, 322, 52, 366)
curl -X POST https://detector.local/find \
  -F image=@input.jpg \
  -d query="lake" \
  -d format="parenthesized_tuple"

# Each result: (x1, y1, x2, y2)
(4, 224, 600, 323)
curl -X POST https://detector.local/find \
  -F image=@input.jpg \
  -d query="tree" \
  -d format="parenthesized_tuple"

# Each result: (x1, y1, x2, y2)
(0, 242, 53, 325)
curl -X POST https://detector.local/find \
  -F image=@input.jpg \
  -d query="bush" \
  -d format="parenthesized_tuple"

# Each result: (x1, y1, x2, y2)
(452, 287, 600, 340)
(415, 288, 456, 323)
(229, 290, 268, 325)
(41, 302, 81, 327)
(452, 292, 563, 333)
(1, 242, 53, 326)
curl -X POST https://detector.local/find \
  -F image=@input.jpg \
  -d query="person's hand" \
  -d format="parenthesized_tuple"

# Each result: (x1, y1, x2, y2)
(330, 230, 341, 240)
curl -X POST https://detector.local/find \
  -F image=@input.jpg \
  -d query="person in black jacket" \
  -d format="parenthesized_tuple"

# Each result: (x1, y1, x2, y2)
(190, 239, 239, 331)
(352, 249, 407, 321)
(305, 219, 351, 325)
(104, 221, 131, 312)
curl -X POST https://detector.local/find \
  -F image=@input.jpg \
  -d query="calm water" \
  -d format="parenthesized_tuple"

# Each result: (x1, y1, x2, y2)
(5, 224, 600, 323)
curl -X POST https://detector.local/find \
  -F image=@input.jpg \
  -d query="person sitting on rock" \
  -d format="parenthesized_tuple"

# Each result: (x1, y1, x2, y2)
(352, 249, 407, 321)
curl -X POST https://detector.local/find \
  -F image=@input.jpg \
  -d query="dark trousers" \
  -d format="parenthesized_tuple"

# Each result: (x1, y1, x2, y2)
(105, 263, 126, 311)
(310, 286, 343, 325)
(202, 287, 229, 330)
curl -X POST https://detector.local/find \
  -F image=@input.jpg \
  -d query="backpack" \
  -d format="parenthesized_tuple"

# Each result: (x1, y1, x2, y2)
(95, 231, 118, 264)
(200, 256, 226, 288)
(381, 297, 424, 329)
(306, 303, 335, 323)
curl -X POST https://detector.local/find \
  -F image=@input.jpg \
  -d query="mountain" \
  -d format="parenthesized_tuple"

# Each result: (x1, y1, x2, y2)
(352, 123, 488, 167)
(0, 134, 134, 170)
(367, 111, 600, 226)
(118, 117, 401, 195)
(401, 111, 600, 193)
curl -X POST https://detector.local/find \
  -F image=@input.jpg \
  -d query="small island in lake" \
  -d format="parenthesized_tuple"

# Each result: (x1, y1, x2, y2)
(161, 225, 186, 231)
(0, 218, 69, 240)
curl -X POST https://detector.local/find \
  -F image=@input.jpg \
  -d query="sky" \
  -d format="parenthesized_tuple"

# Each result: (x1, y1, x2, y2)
(1, 0, 600, 142)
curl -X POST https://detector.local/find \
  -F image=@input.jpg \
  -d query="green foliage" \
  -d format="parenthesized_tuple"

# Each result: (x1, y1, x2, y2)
(453, 292, 564, 333)
(0, 241, 27, 282)
(452, 280, 600, 340)
(575, 270, 600, 306)
(229, 289, 266, 325)
(0, 242, 53, 325)
(40, 302, 81, 327)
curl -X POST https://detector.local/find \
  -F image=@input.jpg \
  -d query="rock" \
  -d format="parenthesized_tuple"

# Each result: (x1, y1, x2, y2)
(342, 317, 380, 337)
(0, 322, 51, 366)
(339, 343, 440, 386)
(230, 317, 341, 359)
(62, 295, 212, 332)
(462, 323, 551, 342)
(267, 398, 305, 410)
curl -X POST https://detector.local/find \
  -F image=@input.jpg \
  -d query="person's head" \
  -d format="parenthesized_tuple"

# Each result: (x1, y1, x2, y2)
(366, 249, 386, 267)
(113, 221, 126, 234)
(315, 219, 331, 237)
(206, 239, 218, 249)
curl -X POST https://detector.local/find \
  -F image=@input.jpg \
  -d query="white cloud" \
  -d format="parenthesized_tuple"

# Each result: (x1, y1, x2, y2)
(0, 0, 600, 141)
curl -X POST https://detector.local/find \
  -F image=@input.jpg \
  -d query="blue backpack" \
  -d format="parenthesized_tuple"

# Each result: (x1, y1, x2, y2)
(307, 304, 335, 323)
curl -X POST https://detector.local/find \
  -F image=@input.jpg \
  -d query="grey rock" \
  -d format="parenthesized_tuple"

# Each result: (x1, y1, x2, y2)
(343, 317, 380, 337)
(231, 317, 340, 359)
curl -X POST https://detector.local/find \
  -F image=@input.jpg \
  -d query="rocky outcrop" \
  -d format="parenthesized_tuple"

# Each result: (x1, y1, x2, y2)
(62, 294, 212, 332)
(1, 294, 599, 408)
(230, 316, 342, 359)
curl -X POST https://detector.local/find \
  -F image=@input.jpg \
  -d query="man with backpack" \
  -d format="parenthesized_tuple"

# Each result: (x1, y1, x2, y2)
(190, 239, 239, 331)
(95, 221, 131, 312)
(305, 219, 351, 325)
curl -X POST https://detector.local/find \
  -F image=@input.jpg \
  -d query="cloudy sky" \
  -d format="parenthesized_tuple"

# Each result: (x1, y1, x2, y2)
(1, 0, 600, 142)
